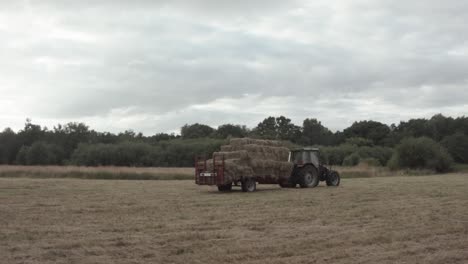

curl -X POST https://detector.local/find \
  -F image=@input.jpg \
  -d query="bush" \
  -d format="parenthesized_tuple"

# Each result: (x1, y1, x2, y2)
(15, 146, 29, 165)
(321, 144, 393, 166)
(360, 158, 382, 167)
(321, 144, 358, 165)
(387, 153, 399, 170)
(441, 133, 468, 163)
(343, 152, 360, 166)
(389, 137, 453, 172)
(14, 142, 64, 165)
(356, 146, 394, 166)
(71, 138, 226, 167)
(345, 137, 374, 147)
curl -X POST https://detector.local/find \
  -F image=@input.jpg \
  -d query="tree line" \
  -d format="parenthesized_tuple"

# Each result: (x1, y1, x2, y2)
(1, 114, 467, 171)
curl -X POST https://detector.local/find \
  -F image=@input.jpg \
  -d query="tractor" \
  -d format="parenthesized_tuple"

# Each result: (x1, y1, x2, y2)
(280, 147, 340, 188)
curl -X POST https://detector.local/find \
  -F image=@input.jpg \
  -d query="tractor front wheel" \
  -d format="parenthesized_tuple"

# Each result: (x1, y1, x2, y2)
(298, 166, 319, 188)
(241, 178, 256, 192)
(326, 171, 340, 186)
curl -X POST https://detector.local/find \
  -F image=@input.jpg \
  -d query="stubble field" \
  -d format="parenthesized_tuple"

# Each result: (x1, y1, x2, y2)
(1, 174, 467, 264)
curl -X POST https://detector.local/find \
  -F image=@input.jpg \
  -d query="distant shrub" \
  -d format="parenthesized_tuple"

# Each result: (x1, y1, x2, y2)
(441, 133, 468, 163)
(71, 138, 226, 167)
(360, 158, 382, 167)
(343, 152, 360, 166)
(356, 146, 394, 166)
(15, 146, 29, 165)
(14, 142, 64, 165)
(321, 144, 358, 165)
(389, 137, 453, 172)
(321, 144, 393, 166)
(387, 153, 400, 170)
(345, 137, 374, 147)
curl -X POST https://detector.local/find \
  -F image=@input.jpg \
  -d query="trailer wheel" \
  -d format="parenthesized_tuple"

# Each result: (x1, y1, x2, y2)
(241, 178, 256, 192)
(217, 184, 232, 192)
(299, 166, 319, 188)
(326, 171, 340, 187)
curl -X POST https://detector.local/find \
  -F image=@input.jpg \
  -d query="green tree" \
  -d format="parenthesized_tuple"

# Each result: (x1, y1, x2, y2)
(301, 118, 333, 145)
(253, 116, 277, 139)
(181, 123, 215, 138)
(345, 137, 374, 147)
(216, 124, 247, 138)
(25, 141, 63, 165)
(53, 122, 92, 160)
(344, 120, 390, 145)
(276, 116, 300, 141)
(15, 146, 29, 165)
(0, 128, 19, 164)
(253, 116, 300, 141)
(150, 133, 177, 142)
(19, 119, 46, 146)
(427, 114, 455, 141)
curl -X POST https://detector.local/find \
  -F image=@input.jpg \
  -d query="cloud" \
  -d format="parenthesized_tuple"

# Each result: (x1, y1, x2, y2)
(0, 0, 467, 134)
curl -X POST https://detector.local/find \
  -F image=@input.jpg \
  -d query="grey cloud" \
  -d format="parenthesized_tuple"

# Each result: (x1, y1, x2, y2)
(1, 0, 468, 133)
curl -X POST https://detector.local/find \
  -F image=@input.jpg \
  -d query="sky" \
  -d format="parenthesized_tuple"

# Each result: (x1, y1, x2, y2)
(1, 0, 467, 135)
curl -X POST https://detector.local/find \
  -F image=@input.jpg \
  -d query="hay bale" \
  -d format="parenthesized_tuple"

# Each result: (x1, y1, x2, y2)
(230, 138, 284, 147)
(212, 150, 249, 161)
(220, 145, 233, 152)
(198, 138, 292, 184)
(250, 160, 293, 179)
(202, 158, 253, 184)
(227, 144, 289, 161)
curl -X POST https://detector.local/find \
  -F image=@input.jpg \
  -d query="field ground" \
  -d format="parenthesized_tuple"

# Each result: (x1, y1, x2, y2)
(0, 165, 194, 180)
(0, 164, 449, 180)
(1, 174, 467, 263)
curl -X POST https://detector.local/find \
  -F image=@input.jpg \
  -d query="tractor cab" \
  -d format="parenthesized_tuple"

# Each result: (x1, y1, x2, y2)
(289, 147, 320, 168)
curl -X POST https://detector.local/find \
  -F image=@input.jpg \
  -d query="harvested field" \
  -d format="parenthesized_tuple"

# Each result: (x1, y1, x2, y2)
(0, 165, 450, 181)
(0, 165, 193, 180)
(1, 174, 467, 264)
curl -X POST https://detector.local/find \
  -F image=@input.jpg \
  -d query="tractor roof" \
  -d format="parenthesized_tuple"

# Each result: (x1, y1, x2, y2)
(291, 147, 320, 152)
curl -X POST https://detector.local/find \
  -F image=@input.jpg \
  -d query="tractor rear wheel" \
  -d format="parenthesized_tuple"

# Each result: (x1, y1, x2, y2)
(217, 184, 232, 192)
(298, 166, 319, 188)
(326, 171, 340, 186)
(241, 178, 256, 192)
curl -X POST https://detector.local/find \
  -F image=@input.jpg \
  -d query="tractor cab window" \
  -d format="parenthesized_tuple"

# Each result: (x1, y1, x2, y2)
(290, 150, 319, 165)
(291, 151, 304, 163)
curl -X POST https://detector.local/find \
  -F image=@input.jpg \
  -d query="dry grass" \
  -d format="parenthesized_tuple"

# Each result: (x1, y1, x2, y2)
(1, 174, 467, 263)
(0, 165, 193, 180)
(334, 163, 435, 178)
(0, 164, 437, 181)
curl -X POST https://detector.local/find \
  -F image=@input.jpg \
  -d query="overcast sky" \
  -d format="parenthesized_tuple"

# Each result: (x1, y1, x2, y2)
(1, 1, 467, 134)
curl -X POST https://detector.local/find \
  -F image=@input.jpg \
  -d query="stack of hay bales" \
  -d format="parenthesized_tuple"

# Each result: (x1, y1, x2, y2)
(202, 138, 293, 185)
